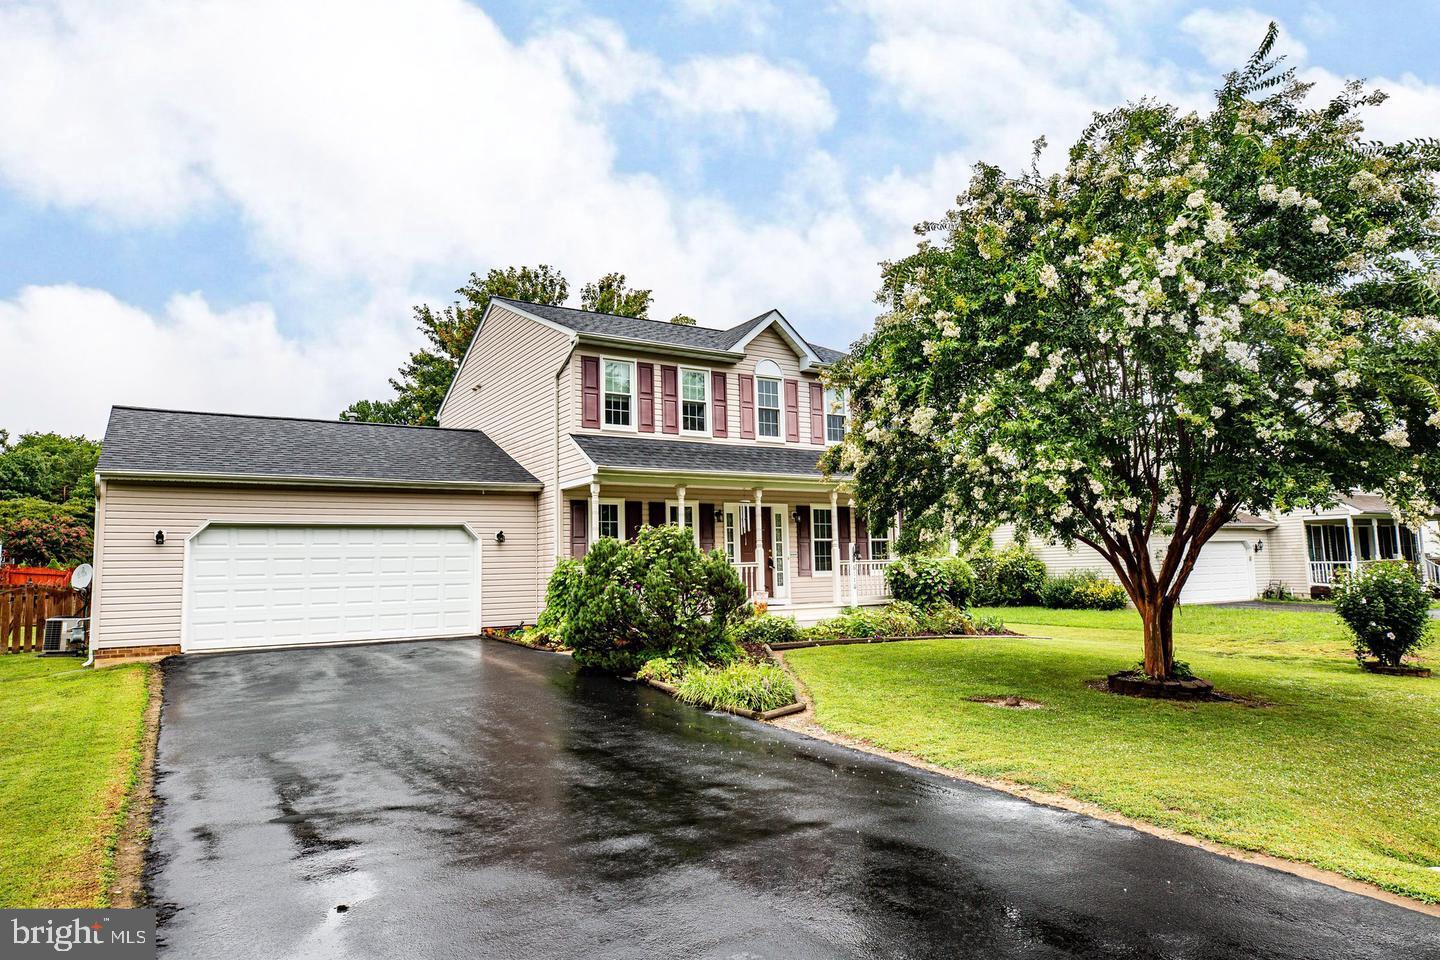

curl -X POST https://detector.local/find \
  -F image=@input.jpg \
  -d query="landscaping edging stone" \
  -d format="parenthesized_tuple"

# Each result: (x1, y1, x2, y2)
(1106, 671, 1215, 699)
(1359, 661, 1431, 677)
(769, 632, 1024, 651)
(639, 677, 806, 721)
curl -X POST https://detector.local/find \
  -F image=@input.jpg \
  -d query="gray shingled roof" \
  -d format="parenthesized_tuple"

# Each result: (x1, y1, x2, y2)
(571, 433, 842, 479)
(494, 298, 847, 363)
(98, 407, 540, 487)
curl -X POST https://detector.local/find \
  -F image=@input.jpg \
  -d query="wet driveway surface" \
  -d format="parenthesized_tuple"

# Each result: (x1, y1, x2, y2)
(150, 639, 1438, 959)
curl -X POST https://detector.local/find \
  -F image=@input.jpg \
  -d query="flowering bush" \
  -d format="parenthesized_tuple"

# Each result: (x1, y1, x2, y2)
(970, 544, 1047, 606)
(1039, 571, 1130, 610)
(0, 514, 91, 567)
(537, 526, 747, 673)
(884, 555, 975, 608)
(1331, 561, 1433, 668)
(825, 27, 1440, 679)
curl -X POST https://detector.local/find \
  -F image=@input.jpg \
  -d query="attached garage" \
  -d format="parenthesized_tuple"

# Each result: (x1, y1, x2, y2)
(91, 407, 542, 658)
(1177, 539, 1257, 605)
(184, 523, 480, 652)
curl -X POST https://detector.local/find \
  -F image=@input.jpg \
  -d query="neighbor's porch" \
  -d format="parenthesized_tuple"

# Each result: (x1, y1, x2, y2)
(1304, 516, 1439, 589)
(563, 480, 897, 622)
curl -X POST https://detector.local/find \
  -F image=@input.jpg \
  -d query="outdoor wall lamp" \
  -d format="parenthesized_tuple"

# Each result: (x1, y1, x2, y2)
(1254, 541, 1264, 553)
(153, 530, 166, 545)
(790, 508, 802, 524)
(495, 531, 506, 544)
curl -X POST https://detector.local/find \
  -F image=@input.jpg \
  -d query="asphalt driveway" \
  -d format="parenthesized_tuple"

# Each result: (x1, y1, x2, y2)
(149, 639, 1438, 959)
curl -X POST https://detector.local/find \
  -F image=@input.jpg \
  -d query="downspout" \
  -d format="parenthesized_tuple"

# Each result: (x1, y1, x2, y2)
(553, 335, 579, 564)
(83, 476, 106, 667)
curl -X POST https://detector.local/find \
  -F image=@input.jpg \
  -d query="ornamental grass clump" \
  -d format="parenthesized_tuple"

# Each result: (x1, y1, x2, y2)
(1331, 561, 1433, 668)
(673, 661, 798, 714)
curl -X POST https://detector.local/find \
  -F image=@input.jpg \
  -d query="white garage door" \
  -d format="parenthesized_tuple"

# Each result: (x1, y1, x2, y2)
(185, 524, 478, 652)
(1179, 540, 1255, 604)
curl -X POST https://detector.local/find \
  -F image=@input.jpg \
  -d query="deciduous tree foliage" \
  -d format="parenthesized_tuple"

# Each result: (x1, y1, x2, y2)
(826, 27, 1440, 678)
(580, 272, 653, 319)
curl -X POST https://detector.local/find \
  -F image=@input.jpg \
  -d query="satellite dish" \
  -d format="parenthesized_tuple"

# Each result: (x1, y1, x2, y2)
(71, 563, 94, 590)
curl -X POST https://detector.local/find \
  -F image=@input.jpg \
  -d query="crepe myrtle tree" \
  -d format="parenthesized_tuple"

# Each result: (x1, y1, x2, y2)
(824, 28, 1440, 680)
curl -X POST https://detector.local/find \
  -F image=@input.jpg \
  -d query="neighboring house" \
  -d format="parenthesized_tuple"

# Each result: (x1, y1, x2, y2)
(89, 299, 883, 659)
(996, 494, 1440, 603)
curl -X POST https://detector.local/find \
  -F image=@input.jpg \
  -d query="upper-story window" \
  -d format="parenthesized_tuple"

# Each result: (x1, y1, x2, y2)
(824, 387, 848, 444)
(755, 359, 782, 440)
(681, 368, 708, 433)
(603, 359, 634, 428)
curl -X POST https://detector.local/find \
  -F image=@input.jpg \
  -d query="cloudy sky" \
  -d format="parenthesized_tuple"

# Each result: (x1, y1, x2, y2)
(3, 0, 1438, 437)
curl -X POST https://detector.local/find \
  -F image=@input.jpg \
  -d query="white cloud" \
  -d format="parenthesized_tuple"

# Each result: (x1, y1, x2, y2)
(1179, 8, 1303, 68)
(0, 285, 414, 437)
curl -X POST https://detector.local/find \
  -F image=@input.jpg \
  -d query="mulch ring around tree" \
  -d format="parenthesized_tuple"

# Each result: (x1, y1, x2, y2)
(1358, 661, 1431, 677)
(1088, 674, 1273, 707)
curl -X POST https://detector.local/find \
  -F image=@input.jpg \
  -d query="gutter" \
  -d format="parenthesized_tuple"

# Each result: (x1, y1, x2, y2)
(94, 470, 542, 493)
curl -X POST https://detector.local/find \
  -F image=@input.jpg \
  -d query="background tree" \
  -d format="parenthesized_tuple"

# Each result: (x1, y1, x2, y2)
(580, 272, 653, 318)
(669, 313, 697, 325)
(826, 27, 1440, 680)
(341, 265, 570, 425)
(0, 432, 101, 567)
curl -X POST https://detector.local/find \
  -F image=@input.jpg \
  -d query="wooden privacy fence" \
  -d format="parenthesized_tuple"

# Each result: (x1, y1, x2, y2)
(1, 585, 86, 653)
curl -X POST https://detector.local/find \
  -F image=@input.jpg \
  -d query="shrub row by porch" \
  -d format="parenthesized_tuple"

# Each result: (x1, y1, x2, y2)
(886, 544, 1127, 612)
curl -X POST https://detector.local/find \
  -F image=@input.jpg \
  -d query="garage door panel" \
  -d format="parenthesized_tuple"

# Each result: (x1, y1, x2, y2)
(1179, 540, 1256, 604)
(185, 524, 477, 651)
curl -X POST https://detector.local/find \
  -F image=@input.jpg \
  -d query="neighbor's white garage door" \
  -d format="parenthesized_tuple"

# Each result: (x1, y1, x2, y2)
(1179, 539, 1255, 604)
(185, 524, 478, 652)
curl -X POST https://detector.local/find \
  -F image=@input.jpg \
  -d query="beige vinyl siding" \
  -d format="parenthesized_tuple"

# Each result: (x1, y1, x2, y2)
(1265, 513, 1315, 593)
(567, 327, 829, 450)
(438, 303, 572, 608)
(93, 482, 541, 648)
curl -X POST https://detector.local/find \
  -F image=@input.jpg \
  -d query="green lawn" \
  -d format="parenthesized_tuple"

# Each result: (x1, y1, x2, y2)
(785, 605, 1440, 903)
(0, 655, 151, 907)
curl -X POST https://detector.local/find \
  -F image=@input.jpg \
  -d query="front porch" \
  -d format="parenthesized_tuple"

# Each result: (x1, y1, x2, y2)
(564, 479, 897, 620)
(1304, 515, 1439, 592)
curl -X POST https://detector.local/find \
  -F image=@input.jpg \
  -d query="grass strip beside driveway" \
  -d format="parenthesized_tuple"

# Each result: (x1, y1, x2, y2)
(0, 655, 151, 907)
(784, 605, 1440, 904)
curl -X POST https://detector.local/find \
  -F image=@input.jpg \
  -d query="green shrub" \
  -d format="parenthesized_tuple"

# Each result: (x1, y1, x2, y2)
(538, 526, 748, 672)
(974, 613, 1007, 634)
(1331, 561, 1434, 668)
(970, 543, 1047, 606)
(884, 555, 975, 608)
(674, 661, 798, 713)
(730, 614, 802, 648)
(1039, 570, 1129, 610)
(915, 603, 977, 635)
(636, 656, 687, 684)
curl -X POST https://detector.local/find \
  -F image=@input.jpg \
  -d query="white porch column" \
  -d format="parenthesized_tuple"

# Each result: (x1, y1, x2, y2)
(676, 485, 687, 530)
(1371, 518, 1380, 562)
(831, 488, 841, 605)
(588, 482, 601, 544)
(847, 498, 858, 607)
(753, 488, 766, 600)
(1345, 514, 1358, 573)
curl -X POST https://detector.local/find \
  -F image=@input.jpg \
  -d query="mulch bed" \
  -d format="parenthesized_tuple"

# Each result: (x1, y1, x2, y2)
(1359, 661, 1432, 677)
(1106, 671, 1216, 700)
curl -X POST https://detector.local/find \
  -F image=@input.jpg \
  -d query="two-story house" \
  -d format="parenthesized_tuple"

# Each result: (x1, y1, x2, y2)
(87, 299, 888, 659)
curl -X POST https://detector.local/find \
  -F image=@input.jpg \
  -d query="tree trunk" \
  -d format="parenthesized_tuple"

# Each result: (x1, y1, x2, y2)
(1137, 595, 1176, 679)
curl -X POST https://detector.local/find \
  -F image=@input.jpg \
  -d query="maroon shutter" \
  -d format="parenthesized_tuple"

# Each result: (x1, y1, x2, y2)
(854, 512, 870, 560)
(738, 375, 755, 439)
(661, 365, 679, 434)
(581, 357, 600, 428)
(569, 501, 589, 558)
(624, 501, 643, 541)
(711, 372, 728, 438)
(784, 379, 800, 442)
(838, 506, 852, 564)
(809, 382, 825, 444)
(796, 505, 812, 577)
(637, 362, 655, 433)
(698, 503, 715, 551)
(648, 501, 666, 527)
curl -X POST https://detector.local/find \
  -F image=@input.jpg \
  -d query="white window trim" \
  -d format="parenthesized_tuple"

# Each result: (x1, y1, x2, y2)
(600, 356, 638, 432)
(598, 498, 624, 541)
(665, 500, 700, 547)
(810, 504, 836, 576)
(755, 375, 785, 444)
(823, 386, 848, 445)
(679, 365, 711, 436)
(868, 515, 894, 560)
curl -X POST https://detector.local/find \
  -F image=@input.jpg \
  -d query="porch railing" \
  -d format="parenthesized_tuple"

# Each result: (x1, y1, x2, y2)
(839, 558, 894, 603)
(733, 562, 762, 599)
(1312, 557, 1440, 586)
(1426, 559, 1440, 585)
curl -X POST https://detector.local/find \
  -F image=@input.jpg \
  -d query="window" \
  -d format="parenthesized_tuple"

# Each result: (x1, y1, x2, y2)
(824, 387, 847, 443)
(812, 506, 834, 573)
(598, 501, 622, 540)
(603, 359, 633, 428)
(681, 368, 708, 433)
(756, 377, 781, 439)
(724, 509, 737, 562)
(666, 502, 699, 546)
(869, 514, 892, 560)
